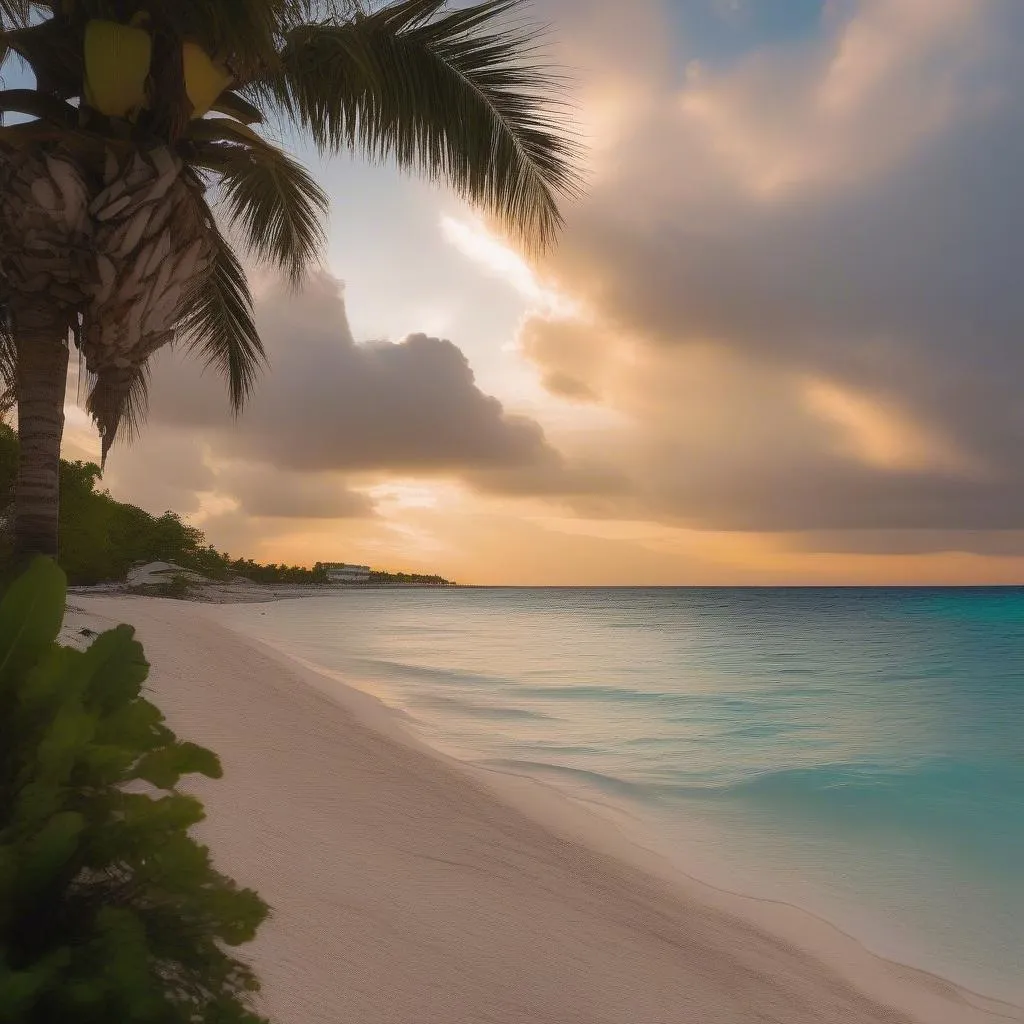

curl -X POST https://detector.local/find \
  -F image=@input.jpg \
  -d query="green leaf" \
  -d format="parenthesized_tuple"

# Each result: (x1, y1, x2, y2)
(120, 792, 207, 837)
(12, 645, 80, 725)
(93, 697, 171, 756)
(32, 699, 97, 777)
(134, 741, 223, 790)
(203, 883, 270, 946)
(0, 566, 270, 1018)
(17, 811, 84, 898)
(93, 907, 163, 1018)
(0, 558, 66, 685)
(77, 624, 149, 714)
(0, 952, 70, 1020)
(137, 829, 212, 887)
(0, 848, 14, 929)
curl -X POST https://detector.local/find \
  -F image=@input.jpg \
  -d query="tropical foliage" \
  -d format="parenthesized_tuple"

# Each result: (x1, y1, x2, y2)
(0, 557, 269, 1022)
(0, 422, 452, 586)
(0, 0, 578, 558)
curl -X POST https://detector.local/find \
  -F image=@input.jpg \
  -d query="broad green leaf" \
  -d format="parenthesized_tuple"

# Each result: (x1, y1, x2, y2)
(93, 697, 170, 754)
(120, 792, 207, 836)
(0, 558, 66, 684)
(134, 741, 224, 789)
(93, 907, 163, 1018)
(13, 648, 86, 743)
(31, 700, 98, 786)
(17, 811, 84, 898)
(77, 624, 149, 713)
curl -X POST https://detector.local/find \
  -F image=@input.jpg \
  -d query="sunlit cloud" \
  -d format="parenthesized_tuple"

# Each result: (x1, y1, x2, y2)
(802, 379, 981, 477)
(191, 491, 242, 525)
(406, 304, 455, 338)
(678, 0, 989, 198)
(440, 215, 583, 319)
(362, 480, 462, 512)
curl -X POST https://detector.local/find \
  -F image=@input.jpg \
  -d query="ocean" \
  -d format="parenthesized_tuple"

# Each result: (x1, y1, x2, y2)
(214, 587, 1024, 1002)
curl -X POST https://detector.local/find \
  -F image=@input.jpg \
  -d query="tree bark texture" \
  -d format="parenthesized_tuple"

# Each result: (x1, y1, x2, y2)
(12, 307, 70, 562)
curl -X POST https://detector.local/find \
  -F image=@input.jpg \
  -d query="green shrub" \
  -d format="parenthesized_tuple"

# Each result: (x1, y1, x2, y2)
(0, 559, 269, 1023)
(161, 575, 194, 600)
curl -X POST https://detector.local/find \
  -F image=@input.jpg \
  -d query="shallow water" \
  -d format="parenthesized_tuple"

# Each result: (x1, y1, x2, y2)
(216, 587, 1024, 1002)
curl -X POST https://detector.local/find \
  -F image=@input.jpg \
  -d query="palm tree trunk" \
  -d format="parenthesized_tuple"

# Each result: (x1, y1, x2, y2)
(13, 309, 69, 562)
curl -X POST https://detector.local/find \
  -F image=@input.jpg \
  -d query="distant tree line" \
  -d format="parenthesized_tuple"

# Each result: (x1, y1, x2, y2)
(0, 426, 452, 587)
(367, 570, 452, 586)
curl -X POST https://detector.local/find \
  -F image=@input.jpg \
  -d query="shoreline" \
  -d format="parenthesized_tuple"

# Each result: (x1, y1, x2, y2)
(67, 595, 1023, 1024)
(68, 580, 458, 605)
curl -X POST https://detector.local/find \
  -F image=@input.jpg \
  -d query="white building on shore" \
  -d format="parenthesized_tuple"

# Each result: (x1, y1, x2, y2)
(317, 562, 372, 583)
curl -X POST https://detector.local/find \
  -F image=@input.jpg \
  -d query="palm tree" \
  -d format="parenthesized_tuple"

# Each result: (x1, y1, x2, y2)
(0, 0, 578, 560)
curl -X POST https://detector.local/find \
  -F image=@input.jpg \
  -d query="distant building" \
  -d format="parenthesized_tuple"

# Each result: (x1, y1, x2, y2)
(317, 562, 372, 583)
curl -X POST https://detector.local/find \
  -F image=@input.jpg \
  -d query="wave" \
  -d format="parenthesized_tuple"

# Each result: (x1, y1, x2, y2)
(403, 693, 560, 722)
(478, 759, 655, 801)
(476, 757, 1024, 819)
(349, 656, 518, 690)
(515, 684, 689, 704)
(515, 684, 839, 715)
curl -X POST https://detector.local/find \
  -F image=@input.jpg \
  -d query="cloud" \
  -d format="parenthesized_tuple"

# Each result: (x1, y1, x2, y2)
(60, 0, 1024, 575)
(100, 433, 214, 516)
(213, 464, 374, 520)
(517, 318, 603, 402)
(517, 0, 1024, 552)
(146, 273, 560, 475)
(97, 270, 609, 550)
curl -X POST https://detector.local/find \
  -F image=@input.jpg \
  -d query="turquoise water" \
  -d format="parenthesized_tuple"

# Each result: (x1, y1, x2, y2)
(215, 588, 1024, 1002)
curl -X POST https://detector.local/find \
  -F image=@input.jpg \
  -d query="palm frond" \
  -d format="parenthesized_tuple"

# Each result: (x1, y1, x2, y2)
(2, 18, 83, 98)
(0, 88, 78, 126)
(85, 357, 150, 450)
(0, 300, 15, 417)
(278, 1, 367, 28)
(0, 0, 30, 30)
(119, 363, 151, 445)
(212, 90, 265, 124)
(176, 229, 266, 411)
(85, 362, 151, 463)
(156, 0, 282, 82)
(189, 120, 327, 285)
(262, 0, 580, 250)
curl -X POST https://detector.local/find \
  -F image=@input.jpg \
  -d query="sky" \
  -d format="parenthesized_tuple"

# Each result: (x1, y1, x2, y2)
(53, 0, 1024, 584)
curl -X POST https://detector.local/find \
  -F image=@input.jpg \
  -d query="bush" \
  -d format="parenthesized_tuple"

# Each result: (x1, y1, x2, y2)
(0, 559, 269, 1022)
(158, 575, 195, 600)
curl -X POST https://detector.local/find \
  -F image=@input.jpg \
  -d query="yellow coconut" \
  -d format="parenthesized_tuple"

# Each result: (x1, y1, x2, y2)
(83, 19, 152, 119)
(183, 41, 233, 118)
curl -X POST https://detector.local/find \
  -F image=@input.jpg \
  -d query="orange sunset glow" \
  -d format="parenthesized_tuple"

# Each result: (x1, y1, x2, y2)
(57, 0, 1024, 585)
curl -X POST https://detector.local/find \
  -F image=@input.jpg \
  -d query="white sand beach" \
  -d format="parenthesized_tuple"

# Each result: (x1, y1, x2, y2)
(66, 595, 1022, 1024)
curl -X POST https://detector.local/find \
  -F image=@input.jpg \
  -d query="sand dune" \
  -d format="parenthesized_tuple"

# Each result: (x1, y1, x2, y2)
(69, 596, 1021, 1024)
